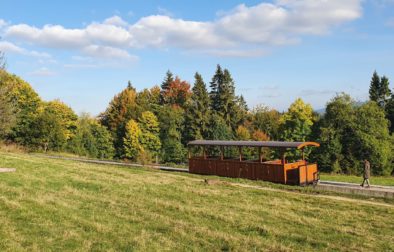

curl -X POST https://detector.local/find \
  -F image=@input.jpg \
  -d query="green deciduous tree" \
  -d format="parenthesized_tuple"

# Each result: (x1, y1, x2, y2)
(312, 93, 357, 173)
(0, 72, 15, 138)
(31, 105, 65, 151)
(352, 102, 392, 175)
(44, 99, 78, 140)
(68, 113, 114, 159)
(251, 105, 281, 140)
(29, 100, 78, 151)
(0, 72, 42, 145)
(280, 98, 314, 142)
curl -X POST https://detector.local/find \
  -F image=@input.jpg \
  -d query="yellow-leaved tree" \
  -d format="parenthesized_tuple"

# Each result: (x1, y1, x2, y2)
(123, 119, 143, 161)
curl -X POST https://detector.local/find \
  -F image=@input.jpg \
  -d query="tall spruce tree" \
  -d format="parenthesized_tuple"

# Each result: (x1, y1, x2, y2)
(369, 71, 391, 108)
(369, 71, 380, 102)
(231, 95, 249, 130)
(184, 72, 210, 142)
(209, 65, 223, 111)
(220, 69, 237, 128)
(160, 70, 174, 104)
(379, 76, 391, 107)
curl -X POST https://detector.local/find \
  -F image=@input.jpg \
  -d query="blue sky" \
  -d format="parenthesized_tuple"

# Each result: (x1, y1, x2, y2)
(1, 0, 394, 115)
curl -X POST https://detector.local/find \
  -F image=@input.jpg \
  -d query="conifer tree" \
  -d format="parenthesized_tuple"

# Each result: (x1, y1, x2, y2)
(369, 71, 391, 108)
(160, 70, 174, 104)
(369, 71, 380, 102)
(209, 65, 223, 111)
(139, 111, 161, 158)
(219, 69, 237, 128)
(184, 72, 211, 142)
(231, 95, 249, 130)
(158, 105, 186, 163)
(379, 76, 391, 108)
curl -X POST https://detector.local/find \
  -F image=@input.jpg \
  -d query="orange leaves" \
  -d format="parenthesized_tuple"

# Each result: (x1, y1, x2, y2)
(162, 77, 191, 106)
(252, 130, 270, 141)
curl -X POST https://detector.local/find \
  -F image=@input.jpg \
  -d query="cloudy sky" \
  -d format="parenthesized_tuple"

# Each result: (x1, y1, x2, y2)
(1, 0, 393, 114)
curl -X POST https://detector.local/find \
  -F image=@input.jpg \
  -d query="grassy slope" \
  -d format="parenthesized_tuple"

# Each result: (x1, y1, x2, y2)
(0, 152, 393, 251)
(320, 173, 394, 186)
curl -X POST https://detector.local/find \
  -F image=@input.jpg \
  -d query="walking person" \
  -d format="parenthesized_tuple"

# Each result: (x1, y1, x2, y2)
(360, 159, 371, 188)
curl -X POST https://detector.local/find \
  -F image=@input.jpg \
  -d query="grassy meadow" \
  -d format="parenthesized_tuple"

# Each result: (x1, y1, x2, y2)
(0, 152, 393, 251)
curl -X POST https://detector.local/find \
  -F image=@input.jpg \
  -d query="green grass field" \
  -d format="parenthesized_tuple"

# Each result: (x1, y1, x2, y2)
(320, 173, 394, 186)
(0, 152, 393, 251)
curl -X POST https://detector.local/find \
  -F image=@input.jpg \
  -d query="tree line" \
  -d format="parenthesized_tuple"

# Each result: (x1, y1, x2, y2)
(0, 53, 393, 175)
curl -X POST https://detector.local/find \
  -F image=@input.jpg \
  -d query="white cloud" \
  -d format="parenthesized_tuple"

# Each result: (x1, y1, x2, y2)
(0, 19, 8, 28)
(86, 23, 132, 46)
(0, 41, 53, 59)
(4, 0, 362, 57)
(129, 15, 224, 49)
(6, 24, 87, 49)
(0, 41, 25, 54)
(103, 15, 128, 27)
(28, 67, 56, 76)
(82, 45, 137, 60)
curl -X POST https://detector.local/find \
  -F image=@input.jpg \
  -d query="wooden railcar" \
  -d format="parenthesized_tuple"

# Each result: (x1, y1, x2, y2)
(187, 140, 320, 186)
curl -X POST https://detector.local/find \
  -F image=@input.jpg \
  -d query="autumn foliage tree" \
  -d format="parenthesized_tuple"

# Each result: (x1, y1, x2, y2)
(100, 83, 138, 157)
(161, 77, 191, 107)
(123, 119, 143, 161)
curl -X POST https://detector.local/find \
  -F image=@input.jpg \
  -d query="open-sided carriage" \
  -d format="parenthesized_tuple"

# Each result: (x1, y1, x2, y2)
(187, 140, 320, 186)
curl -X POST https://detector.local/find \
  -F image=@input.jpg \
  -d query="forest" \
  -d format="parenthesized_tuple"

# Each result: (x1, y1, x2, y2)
(1, 51, 393, 176)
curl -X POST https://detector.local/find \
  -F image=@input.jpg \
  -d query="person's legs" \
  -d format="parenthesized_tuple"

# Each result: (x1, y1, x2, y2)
(366, 179, 370, 187)
(361, 179, 365, 187)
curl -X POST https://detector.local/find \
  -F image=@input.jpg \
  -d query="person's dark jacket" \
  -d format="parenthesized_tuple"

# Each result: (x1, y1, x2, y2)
(364, 160, 370, 179)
